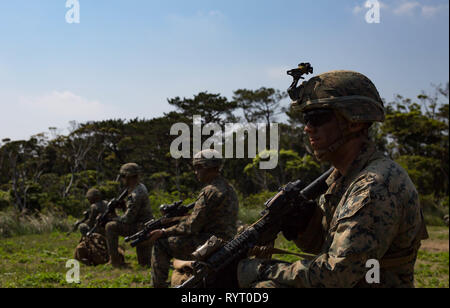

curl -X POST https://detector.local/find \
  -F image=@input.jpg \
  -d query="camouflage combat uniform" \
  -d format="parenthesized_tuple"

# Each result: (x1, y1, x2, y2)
(79, 200, 107, 236)
(105, 183, 154, 266)
(239, 141, 428, 288)
(151, 175, 239, 288)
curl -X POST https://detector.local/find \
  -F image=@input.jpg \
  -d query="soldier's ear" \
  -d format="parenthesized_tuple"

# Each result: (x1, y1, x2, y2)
(348, 122, 366, 133)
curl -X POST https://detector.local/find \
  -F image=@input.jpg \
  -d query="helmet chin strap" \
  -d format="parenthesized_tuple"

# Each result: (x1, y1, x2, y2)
(314, 131, 365, 161)
(314, 112, 366, 161)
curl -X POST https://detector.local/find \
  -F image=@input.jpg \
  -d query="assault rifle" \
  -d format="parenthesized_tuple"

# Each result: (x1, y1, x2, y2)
(124, 200, 196, 247)
(86, 189, 128, 237)
(67, 210, 89, 235)
(178, 168, 334, 288)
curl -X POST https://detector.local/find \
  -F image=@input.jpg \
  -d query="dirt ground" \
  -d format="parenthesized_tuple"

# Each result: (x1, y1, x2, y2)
(421, 226, 449, 252)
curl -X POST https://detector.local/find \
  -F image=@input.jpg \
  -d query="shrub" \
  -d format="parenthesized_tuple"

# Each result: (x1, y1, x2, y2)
(0, 209, 71, 238)
(0, 190, 10, 211)
(421, 194, 448, 226)
(241, 191, 274, 209)
(149, 190, 197, 218)
(238, 191, 275, 224)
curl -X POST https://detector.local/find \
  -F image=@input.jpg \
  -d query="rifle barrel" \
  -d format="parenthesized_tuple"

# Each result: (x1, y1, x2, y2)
(300, 168, 334, 200)
(125, 201, 196, 247)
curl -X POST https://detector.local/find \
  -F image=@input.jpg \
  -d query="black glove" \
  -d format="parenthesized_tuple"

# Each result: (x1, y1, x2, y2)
(281, 200, 317, 241)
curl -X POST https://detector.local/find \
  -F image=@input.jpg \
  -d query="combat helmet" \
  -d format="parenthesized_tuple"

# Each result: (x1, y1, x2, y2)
(292, 70, 385, 123)
(291, 70, 385, 160)
(119, 163, 141, 177)
(193, 149, 222, 169)
(86, 188, 101, 201)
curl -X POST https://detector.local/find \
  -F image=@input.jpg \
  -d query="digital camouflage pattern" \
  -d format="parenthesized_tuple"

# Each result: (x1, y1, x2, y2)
(292, 70, 385, 123)
(74, 233, 109, 266)
(105, 221, 152, 266)
(118, 183, 153, 225)
(105, 183, 153, 266)
(79, 200, 107, 236)
(238, 141, 428, 288)
(74, 233, 122, 266)
(163, 175, 239, 240)
(151, 233, 213, 288)
(151, 175, 239, 287)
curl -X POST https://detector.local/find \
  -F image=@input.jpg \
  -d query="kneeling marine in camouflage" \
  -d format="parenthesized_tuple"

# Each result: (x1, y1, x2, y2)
(105, 163, 154, 267)
(238, 70, 428, 288)
(148, 149, 239, 288)
(79, 188, 108, 237)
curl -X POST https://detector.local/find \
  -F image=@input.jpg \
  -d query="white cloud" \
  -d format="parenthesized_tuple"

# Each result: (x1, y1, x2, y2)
(353, 5, 364, 15)
(421, 4, 449, 17)
(18, 91, 106, 118)
(393, 1, 420, 16)
(168, 10, 225, 25)
(0, 91, 121, 140)
(352, 0, 447, 18)
(379, 1, 389, 9)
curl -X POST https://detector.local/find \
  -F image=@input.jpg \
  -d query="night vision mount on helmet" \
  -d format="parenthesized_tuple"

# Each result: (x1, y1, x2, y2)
(287, 62, 314, 101)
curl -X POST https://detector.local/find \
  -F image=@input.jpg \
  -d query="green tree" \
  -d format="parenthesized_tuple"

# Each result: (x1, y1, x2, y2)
(244, 149, 321, 191)
(381, 83, 449, 196)
(168, 92, 237, 124)
(233, 87, 287, 126)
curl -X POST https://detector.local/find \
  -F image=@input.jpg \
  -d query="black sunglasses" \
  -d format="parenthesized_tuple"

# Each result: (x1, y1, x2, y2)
(302, 109, 335, 127)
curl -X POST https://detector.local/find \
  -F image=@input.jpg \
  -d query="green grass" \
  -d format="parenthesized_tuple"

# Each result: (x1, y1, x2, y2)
(414, 226, 449, 288)
(415, 250, 449, 288)
(0, 227, 448, 288)
(0, 232, 151, 288)
(426, 226, 449, 240)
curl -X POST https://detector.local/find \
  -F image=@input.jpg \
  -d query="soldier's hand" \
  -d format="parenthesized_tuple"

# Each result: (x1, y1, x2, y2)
(237, 259, 277, 288)
(146, 229, 164, 245)
(281, 200, 317, 241)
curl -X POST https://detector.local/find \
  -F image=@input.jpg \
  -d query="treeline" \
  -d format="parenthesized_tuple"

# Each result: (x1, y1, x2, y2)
(0, 84, 448, 224)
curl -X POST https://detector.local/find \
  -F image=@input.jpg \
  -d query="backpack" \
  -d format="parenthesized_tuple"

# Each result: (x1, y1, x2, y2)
(74, 233, 124, 266)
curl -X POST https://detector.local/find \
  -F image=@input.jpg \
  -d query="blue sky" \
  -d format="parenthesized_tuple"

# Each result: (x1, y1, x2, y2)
(0, 0, 448, 141)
